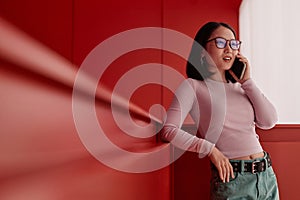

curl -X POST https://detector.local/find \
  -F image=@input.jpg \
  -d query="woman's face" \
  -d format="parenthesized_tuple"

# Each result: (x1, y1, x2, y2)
(205, 26, 239, 72)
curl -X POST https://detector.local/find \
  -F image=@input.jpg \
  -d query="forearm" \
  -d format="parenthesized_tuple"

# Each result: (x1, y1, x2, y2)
(161, 125, 215, 158)
(241, 79, 278, 129)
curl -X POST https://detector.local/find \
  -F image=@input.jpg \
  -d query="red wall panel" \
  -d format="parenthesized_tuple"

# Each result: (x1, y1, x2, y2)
(0, 0, 73, 60)
(258, 126, 300, 199)
(73, 0, 164, 115)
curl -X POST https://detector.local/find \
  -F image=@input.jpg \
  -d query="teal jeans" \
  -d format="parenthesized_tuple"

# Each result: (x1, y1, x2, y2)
(210, 157, 279, 199)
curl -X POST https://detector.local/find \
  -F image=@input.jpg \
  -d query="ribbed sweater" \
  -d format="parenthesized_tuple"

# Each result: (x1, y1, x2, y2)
(161, 78, 278, 159)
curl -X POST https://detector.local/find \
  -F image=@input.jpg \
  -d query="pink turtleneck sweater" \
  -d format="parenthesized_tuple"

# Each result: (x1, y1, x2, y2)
(161, 78, 278, 159)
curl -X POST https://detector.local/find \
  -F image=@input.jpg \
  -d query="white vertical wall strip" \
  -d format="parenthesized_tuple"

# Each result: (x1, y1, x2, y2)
(239, 0, 300, 123)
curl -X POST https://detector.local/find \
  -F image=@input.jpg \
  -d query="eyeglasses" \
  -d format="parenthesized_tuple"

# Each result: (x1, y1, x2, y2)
(206, 37, 241, 50)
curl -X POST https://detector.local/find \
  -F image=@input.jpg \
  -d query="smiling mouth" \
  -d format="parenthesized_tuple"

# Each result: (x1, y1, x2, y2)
(223, 57, 232, 62)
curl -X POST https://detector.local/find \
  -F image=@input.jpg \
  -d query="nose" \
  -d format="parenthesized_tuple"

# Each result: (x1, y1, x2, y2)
(224, 41, 232, 52)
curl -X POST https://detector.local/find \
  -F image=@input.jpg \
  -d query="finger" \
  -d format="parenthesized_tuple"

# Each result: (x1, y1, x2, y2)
(218, 166, 224, 182)
(236, 53, 244, 58)
(221, 170, 226, 183)
(226, 164, 231, 182)
(227, 163, 234, 182)
(239, 58, 248, 64)
(231, 167, 235, 179)
(236, 54, 244, 57)
(236, 54, 248, 62)
(221, 165, 227, 183)
(226, 162, 231, 182)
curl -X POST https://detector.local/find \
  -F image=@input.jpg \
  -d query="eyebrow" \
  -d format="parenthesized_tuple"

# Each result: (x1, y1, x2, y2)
(213, 37, 236, 40)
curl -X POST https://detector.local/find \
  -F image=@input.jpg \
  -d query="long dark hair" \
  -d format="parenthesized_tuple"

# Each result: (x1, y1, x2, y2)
(186, 22, 237, 82)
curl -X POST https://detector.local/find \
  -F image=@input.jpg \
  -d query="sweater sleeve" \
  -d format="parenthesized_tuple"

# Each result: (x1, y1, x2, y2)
(241, 79, 278, 129)
(160, 79, 215, 158)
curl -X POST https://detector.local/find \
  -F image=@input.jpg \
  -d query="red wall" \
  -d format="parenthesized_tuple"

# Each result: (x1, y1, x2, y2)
(1, 0, 299, 200)
(0, 1, 169, 200)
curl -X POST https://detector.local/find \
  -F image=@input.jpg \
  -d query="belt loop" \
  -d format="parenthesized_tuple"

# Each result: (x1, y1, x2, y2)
(265, 151, 271, 168)
(240, 160, 245, 175)
(263, 157, 268, 170)
(263, 151, 267, 159)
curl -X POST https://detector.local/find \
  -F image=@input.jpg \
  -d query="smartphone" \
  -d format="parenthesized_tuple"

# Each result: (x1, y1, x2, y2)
(228, 57, 246, 81)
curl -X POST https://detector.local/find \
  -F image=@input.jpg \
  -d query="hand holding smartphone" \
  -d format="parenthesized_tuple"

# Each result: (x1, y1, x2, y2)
(227, 57, 246, 83)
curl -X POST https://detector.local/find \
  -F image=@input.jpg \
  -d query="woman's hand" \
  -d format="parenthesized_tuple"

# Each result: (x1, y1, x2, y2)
(229, 53, 250, 84)
(209, 147, 235, 183)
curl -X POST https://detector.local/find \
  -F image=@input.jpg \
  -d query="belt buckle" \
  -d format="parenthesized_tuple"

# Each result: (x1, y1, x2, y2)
(251, 160, 260, 174)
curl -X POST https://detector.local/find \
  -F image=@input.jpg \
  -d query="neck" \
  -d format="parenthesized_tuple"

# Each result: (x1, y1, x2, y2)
(209, 70, 227, 83)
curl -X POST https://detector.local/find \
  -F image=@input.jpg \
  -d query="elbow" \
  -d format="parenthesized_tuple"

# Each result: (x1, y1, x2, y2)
(257, 122, 276, 130)
(159, 126, 176, 142)
(256, 116, 278, 130)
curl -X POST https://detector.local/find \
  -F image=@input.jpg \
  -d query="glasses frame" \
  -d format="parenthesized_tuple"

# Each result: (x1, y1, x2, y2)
(206, 37, 241, 50)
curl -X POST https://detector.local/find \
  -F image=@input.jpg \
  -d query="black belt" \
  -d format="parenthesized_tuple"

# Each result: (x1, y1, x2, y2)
(230, 152, 272, 174)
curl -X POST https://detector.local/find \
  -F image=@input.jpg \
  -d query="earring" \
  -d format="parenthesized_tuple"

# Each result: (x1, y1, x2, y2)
(200, 57, 206, 66)
(200, 57, 204, 66)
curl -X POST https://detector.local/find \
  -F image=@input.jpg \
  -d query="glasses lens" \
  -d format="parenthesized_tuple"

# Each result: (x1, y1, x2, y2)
(215, 38, 226, 48)
(230, 40, 240, 50)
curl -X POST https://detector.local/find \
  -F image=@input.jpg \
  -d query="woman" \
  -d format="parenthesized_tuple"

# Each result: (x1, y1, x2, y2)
(161, 22, 279, 199)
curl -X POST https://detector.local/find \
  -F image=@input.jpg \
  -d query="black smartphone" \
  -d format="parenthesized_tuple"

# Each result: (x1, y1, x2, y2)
(228, 57, 246, 81)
